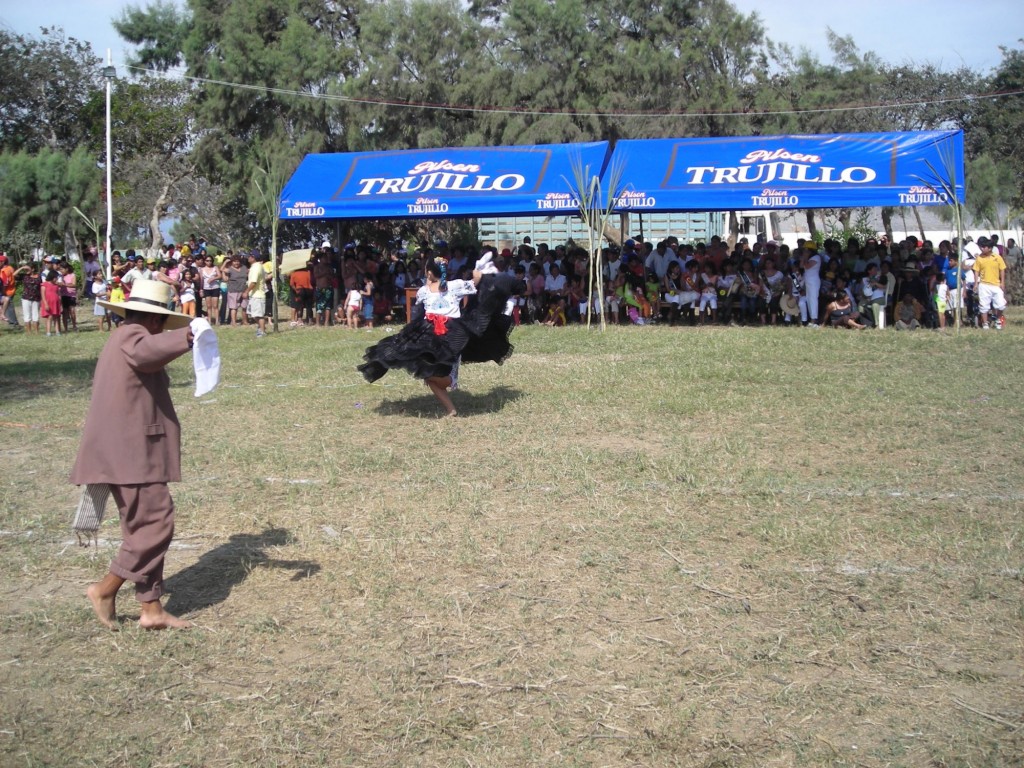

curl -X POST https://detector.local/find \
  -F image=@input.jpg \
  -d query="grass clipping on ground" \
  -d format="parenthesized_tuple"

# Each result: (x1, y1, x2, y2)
(1, 320, 1022, 767)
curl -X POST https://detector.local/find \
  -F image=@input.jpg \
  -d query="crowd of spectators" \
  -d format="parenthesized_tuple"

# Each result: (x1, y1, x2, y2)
(282, 232, 1018, 332)
(2, 230, 1016, 335)
(0, 236, 276, 336)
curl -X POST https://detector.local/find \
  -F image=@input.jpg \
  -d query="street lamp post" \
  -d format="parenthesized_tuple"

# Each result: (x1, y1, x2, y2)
(103, 52, 116, 280)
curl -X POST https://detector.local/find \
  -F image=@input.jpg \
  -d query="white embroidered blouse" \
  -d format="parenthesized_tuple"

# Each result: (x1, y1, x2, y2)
(416, 280, 477, 318)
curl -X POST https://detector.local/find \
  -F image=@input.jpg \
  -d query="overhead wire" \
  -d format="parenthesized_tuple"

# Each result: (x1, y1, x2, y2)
(122, 62, 1024, 120)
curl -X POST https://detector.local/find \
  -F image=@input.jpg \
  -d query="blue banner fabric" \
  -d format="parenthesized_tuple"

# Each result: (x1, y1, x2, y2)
(280, 142, 610, 220)
(609, 131, 965, 212)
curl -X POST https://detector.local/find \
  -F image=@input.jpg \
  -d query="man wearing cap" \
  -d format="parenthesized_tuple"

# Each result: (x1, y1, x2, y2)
(973, 237, 1007, 329)
(71, 280, 195, 630)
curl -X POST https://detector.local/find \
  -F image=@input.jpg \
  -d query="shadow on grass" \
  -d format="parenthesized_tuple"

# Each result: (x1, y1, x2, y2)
(164, 527, 320, 615)
(374, 384, 524, 419)
(0, 358, 98, 402)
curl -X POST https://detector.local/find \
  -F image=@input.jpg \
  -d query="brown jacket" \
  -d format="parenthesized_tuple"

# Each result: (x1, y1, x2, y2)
(70, 323, 192, 486)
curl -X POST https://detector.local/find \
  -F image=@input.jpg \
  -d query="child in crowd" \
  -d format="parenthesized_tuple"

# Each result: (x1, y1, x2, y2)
(360, 274, 375, 329)
(717, 263, 737, 324)
(41, 271, 62, 336)
(511, 266, 527, 325)
(543, 300, 567, 326)
(344, 284, 362, 329)
(108, 277, 126, 326)
(698, 263, 718, 324)
(372, 289, 391, 326)
(59, 262, 78, 332)
(91, 272, 111, 331)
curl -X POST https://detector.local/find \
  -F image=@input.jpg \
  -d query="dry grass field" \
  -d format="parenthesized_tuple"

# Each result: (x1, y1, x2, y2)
(1, 314, 1022, 767)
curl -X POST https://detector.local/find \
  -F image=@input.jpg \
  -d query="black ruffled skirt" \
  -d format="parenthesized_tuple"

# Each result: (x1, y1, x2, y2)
(358, 274, 525, 384)
(358, 317, 469, 383)
(461, 313, 514, 365)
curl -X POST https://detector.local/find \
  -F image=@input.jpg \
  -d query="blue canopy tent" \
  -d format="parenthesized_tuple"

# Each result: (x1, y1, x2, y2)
(280, 141, 610, 221)
(608, 130, 965, 213)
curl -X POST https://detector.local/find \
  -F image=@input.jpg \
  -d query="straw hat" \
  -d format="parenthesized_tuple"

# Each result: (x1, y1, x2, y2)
(97, 280, 192, 330)
(779, 294, 801, 316)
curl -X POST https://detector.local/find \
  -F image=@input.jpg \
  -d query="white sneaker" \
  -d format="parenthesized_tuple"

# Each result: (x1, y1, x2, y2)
(982, 323, 990, 329)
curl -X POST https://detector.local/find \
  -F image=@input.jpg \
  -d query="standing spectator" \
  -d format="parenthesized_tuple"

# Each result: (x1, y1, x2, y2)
(71, 280, 195, 631)
(82, 249, 101, 299)
(1005, 238, 1022, 267)
(153, 261, 180, 309)
(288, 261, 313, 326)
(311, 245, 335, 327)
(199, 255, 221, 324)
(224, 254, 249, 326)
(121, 255, 150, 296)
(360, 272, 375, 329)
(260, 253, 275, 321)
(59, 261, 79, 333)
(0, 254, 18, 328)
(179, 268, 198, 318)
(14, 262, 42, 333)
(800, 242, 822, 327)
(41, 270, 62, 336)
(91, 271, 111, 331)
(645, 241, 679, 280)
(107, 277, 126, 325)
(989, 234, 1005, 257)
(343, 280, 362, 329)
(245, 251, 267, 337)
(973, 237, 1007, 329)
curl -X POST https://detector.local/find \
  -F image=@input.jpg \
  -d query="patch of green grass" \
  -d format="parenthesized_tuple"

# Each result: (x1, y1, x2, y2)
(1, 316, 1022, 766)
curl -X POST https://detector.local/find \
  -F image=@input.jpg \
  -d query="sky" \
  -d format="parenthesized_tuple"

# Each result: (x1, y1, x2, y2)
(0, 0, 1021, 74)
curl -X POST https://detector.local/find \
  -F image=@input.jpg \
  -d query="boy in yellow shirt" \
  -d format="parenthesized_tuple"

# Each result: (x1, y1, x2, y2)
(972, 237, 1007, 329)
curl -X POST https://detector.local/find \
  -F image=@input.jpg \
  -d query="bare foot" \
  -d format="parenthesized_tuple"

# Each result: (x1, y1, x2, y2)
(138, 604, 192, 630)
(86, 583, 118, 630)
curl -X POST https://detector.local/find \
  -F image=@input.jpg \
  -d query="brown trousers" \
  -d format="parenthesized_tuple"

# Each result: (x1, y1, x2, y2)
(109, 483, 175, 602)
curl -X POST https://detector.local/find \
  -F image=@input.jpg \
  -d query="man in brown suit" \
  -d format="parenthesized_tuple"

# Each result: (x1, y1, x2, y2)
(71, 280, 195, 630)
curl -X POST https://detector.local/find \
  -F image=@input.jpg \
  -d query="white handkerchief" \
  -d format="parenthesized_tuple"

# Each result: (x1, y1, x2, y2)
(190, 318, 221, 397)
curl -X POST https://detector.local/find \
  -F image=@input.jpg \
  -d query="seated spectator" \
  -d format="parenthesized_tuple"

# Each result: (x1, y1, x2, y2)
(822, 289, 865, 329)
(372, 290, 392, 325)
(860, 263, 886, 328)
(894, 294, 923, 330)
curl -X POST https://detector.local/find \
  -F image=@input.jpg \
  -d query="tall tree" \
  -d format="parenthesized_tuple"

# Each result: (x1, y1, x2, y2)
(0, 147, 102, 253)
(0, 28, 103, 153)
(81, 75, 198, 249)
(113, 0, 191, 71)
(184, 0, 359, 204)
(345, 0, 487, 150)
(970, 43, 1024, 206)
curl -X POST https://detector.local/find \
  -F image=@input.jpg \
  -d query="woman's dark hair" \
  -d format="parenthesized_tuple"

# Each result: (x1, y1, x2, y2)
(425, 257, 448, 290)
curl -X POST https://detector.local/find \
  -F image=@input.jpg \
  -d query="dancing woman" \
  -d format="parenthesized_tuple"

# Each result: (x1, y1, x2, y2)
(358, 252, 523, 417)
